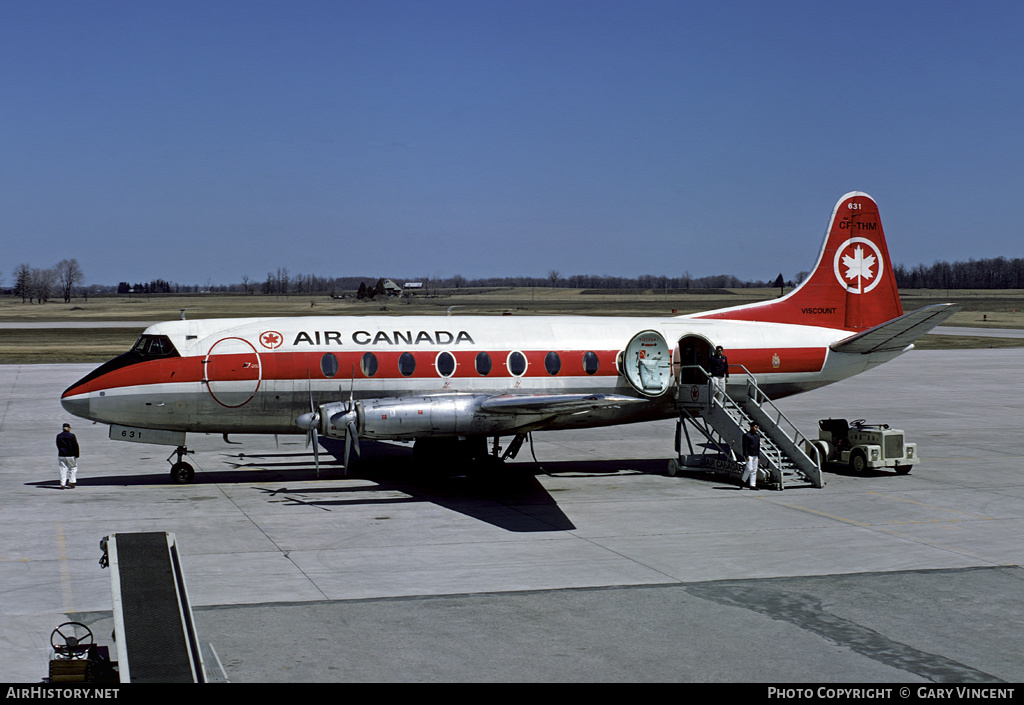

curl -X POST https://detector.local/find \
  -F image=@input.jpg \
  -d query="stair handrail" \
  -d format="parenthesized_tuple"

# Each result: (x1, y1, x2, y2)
(727, 364, 814, 451)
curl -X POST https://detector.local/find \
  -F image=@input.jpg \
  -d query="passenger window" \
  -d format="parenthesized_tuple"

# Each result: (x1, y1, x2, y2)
(321, 353, 339, 378)
(583, 351, 600, 375)
(508, 351, 527, 377)
(361, 352, 378, 378)
(544, 352, 561, 375)
(398, 352, 416, 377)
(475, 351, 492, 376)
(436, 351, 455, 377)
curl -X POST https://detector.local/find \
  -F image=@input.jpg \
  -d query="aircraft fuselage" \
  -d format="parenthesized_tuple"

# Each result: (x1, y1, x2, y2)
(61, 313, 896, 437)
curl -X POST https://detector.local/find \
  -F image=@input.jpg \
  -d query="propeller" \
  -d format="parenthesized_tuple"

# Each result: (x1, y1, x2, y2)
(295, 369, 361, 476)
(295, 377, 321, 478)
(331, 369, 361, 473)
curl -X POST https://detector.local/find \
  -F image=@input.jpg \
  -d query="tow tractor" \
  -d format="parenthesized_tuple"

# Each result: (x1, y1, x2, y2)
(812, 418, 919, 474)
(47, 622, 117, 683)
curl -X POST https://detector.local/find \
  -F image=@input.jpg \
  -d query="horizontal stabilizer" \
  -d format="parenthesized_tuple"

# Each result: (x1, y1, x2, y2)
(480, 393, 647, 415)
(830, 303, 961, 354)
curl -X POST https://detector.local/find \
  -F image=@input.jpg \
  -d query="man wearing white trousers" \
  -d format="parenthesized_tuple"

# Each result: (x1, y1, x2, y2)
(56, 423, 80, 489)
(741, 421, 760, 490)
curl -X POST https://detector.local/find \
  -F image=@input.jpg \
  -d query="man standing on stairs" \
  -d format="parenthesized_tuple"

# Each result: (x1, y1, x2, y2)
(741, 422, 760, 490)
(708, 345, 729, 394)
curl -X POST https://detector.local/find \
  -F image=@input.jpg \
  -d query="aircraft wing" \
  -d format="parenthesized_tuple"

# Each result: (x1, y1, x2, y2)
(479, 393, 649, 415)
(830, 303, 961, 354)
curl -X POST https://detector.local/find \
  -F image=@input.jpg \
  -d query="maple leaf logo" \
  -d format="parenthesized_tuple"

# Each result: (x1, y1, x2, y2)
(260, 331, 283, 349)
(832, 237, 884, 295)
(842, 245, 876, 293)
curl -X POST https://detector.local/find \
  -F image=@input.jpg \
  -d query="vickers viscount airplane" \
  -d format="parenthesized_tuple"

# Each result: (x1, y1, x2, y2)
(62, 192, 957, 483)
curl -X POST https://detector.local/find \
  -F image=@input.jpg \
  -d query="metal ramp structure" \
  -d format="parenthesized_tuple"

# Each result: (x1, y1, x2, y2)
(100, 532, 227, 683)
(670, 366, 823, 489)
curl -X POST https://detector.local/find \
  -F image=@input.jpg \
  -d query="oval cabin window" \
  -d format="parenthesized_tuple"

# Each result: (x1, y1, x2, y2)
(361, 352, 378, 378)
(544, 352, 561, 375)
(508, 351, 527, 377)
(320, 353, 339, 378)
(398, 352, 416, 377)
(436, 351, 456, 377)
(475, 352, 492, 376)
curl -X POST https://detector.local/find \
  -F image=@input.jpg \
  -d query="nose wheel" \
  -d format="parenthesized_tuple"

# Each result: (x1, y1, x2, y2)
(167, 446, 195, 483)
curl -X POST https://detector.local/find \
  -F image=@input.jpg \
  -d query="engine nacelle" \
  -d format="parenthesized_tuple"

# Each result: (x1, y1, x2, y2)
(321, 395, 515, 441)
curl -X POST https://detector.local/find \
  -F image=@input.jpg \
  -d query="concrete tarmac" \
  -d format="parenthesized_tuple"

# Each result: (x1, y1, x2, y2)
(1, 349, 1022, 683)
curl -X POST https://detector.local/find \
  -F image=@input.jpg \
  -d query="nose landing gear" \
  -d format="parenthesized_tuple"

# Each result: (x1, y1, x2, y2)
(167, 446, 195, 483)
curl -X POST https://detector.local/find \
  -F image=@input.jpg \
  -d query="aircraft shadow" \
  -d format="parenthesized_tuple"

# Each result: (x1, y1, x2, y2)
(27, 439, 744, 531)
(27, 440, 583, 533)
(312, 438, 577, 532)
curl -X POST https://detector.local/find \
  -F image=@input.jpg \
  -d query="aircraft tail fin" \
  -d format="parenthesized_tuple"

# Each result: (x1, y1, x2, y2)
(694, 192, 903, 331)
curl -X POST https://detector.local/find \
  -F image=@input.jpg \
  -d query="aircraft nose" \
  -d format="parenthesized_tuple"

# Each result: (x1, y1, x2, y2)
(60, 394, 90, 420)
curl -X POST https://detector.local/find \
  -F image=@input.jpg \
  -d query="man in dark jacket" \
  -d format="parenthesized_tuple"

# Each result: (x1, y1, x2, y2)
(56, 423, 80, 489)
(708, 345, 729, 394)
(740, 422, 760, 490)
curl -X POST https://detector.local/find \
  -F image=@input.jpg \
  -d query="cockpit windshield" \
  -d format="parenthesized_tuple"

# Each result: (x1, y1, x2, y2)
(132, 334, 179, 359)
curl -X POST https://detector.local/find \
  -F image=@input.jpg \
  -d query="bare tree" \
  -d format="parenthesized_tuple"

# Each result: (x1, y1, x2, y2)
(30, 267, 56, 303)
(13, 263, 31, 303)
(55, 259, 84, 303)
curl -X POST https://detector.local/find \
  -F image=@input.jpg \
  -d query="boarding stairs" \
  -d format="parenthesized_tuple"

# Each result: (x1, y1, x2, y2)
(671, 367, 823, 489)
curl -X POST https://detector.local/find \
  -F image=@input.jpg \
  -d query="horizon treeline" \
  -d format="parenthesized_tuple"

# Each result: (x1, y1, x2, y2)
(100, 256, 1024, 295)
(109, 270, 784, 296)
(8, 256, 1024, 299)
(893, 257, 1024, 289)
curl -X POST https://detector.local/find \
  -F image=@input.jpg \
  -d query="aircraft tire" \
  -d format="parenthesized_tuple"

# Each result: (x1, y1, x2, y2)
(170, 461, 195, 484)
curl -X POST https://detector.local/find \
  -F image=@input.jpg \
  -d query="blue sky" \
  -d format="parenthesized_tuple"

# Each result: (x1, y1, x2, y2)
(2, 1, 1023, 287)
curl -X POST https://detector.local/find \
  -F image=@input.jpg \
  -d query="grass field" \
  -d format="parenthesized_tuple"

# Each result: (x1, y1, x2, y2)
(2, 287, 1023, 363)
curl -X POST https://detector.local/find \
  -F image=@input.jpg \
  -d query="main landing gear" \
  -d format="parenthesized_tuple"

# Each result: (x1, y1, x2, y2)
(412, 433, 529, 473)
(167, 445, 195, 484)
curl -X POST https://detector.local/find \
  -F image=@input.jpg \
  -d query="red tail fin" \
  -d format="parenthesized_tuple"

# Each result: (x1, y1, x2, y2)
(695, 192, 903, 331)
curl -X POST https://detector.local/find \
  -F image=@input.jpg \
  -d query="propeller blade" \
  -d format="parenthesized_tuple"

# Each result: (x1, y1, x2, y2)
(301, 373, 322, 478)
(348, 420, 361, 457)
(312, 428, 320, 478)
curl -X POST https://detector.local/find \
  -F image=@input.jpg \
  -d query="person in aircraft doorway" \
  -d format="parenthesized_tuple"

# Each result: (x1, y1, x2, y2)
(56, 423, 80, 489)
(708, 345, 729, 395)
(741, 422, 760, 490)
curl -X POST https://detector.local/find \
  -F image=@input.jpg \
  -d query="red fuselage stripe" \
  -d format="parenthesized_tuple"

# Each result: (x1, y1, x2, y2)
(63, 347, 827, 396)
